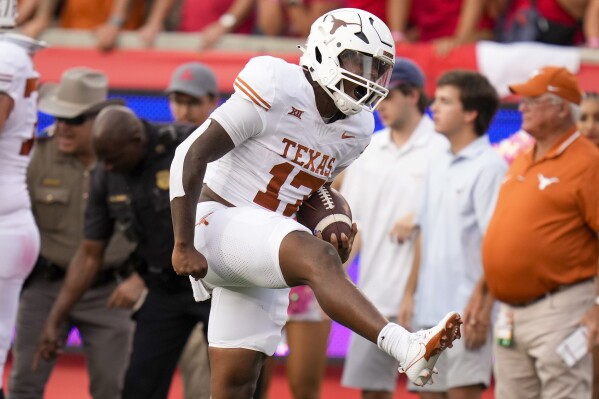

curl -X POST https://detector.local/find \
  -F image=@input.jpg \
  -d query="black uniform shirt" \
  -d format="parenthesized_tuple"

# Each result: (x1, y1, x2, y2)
(85, 121, 196, 275)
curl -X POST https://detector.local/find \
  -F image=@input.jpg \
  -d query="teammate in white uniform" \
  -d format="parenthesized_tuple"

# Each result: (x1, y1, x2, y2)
(0, 2, 46, 397)
(170, 8, 462, 398)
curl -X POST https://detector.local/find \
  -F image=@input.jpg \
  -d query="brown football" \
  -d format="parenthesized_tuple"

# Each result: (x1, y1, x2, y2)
(297, 185, 353, 243)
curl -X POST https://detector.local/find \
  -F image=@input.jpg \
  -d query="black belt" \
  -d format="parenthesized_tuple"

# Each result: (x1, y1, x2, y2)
(510, 277, 594, 308)
(34, 256, 120, 288)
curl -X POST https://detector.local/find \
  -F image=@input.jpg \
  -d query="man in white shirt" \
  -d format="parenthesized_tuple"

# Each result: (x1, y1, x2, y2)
(340, 58, 448, 399)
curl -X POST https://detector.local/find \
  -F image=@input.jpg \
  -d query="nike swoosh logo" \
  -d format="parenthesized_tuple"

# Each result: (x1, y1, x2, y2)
(342, 132, 355, 139)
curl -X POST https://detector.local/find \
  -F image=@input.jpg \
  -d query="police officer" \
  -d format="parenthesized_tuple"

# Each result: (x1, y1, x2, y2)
(9, 68, 138, 399)
(35, 105, 210, 399)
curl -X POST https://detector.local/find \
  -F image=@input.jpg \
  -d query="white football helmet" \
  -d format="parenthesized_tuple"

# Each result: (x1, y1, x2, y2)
(299, 8, 395, 115)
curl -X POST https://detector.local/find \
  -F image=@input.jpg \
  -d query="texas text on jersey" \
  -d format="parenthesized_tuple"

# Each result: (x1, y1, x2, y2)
(205, 56, 374, 216)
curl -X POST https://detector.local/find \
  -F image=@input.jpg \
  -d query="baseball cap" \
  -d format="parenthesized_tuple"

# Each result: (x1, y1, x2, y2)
(509, 66, 582, 105)
(39, 67, 123, 118)
(166, 62, 218, 98)
(387, 58, 425, 89)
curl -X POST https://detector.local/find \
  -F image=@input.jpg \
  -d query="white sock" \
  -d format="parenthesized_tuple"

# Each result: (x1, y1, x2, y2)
(377, 323, 411, 364)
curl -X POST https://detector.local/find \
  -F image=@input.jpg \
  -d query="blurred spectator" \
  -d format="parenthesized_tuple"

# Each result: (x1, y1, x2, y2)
(166, 62, 219, 399)
(166, 62, 220, 126)
(9, 67, 137, 399)
(256, 0, 341, 37)
(491, 0, 595, 46)
(281, 285, 331, 398)
(345, 0, 413, 39)
(578, 91, 599, 399)
(0, 11, 46, 397)
(584, 0, 599, 48)
(493, 130, 535, 164)
(580, 92, 599, 146)
(33, 105, 208, 399)
(483, 67, 599, 399)
(142, 0, 255, 49)
(394, 0, 494, 54)
(18, 0, 147, 50)
(402, 70, 504, 398)
(179, 0, 254, 41)
(340, 59, 448, 399)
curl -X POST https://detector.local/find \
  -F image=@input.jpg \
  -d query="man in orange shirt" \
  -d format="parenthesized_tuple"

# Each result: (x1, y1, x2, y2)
(480, 66, 599, 399)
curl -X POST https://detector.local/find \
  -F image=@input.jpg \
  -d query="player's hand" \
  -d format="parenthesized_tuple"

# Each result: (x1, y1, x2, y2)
(33, 322, 63, 370)
(397, 292, 414, 331)
(328, 223, 358, 263)
(95, 23, 120, 51)
(172, 242, 208, 280)
(580, 305, 599, 350)
(389, 213, 415, 243)
(107, 272, 147, 309)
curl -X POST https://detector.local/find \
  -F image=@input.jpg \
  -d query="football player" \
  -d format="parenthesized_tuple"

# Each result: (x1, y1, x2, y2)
(170, 8, 462, 398)
(0, 1, 46, 397)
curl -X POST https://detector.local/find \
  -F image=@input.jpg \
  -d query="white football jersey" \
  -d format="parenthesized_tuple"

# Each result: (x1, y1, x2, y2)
(0, 40, 39, 215)
(207, 56, 374, 216)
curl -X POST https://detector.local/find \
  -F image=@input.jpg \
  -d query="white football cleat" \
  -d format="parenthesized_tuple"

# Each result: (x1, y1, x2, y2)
(398, 311, 462, 386)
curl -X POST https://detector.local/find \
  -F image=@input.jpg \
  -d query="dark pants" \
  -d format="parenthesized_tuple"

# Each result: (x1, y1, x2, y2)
(122, 273, 211, 399)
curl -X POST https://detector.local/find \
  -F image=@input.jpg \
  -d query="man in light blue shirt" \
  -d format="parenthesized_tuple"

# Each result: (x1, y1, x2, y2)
(399, 70, 507, 399)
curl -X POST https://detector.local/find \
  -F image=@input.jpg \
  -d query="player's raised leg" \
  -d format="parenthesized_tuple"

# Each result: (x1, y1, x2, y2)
(279, 231, 462, 387)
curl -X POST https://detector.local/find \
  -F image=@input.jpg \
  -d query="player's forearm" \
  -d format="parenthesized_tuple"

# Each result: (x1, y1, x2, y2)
(46, 243, 103, 327)
(171, 185, 204, 247)
(170, 142, 210, 246)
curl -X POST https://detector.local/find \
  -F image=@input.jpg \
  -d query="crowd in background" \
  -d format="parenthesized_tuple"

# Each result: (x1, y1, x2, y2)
(12, 0, 599, 52)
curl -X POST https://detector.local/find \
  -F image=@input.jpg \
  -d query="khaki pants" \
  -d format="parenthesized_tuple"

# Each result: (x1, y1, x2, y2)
(494, 280, 594, 399)
(9, 277, 133, 399)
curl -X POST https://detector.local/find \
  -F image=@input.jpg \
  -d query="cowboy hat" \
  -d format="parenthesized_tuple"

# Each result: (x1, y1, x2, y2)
(39, 67, 124, 118)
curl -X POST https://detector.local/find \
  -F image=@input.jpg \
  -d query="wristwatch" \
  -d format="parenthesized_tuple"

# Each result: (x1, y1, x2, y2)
(219, 13, 237, 29)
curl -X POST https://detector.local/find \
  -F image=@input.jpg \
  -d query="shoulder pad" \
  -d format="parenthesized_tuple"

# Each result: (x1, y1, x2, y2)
(233, 56, 280, 112)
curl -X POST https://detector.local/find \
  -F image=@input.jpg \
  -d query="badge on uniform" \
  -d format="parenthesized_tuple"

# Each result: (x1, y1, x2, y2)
(495, 305, 514, 347)
(156, 170, 170, 190)
(42, 177, 61, 187)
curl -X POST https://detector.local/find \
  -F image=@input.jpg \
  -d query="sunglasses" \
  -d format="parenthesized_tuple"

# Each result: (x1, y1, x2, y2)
(56, 112, 97, 126)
